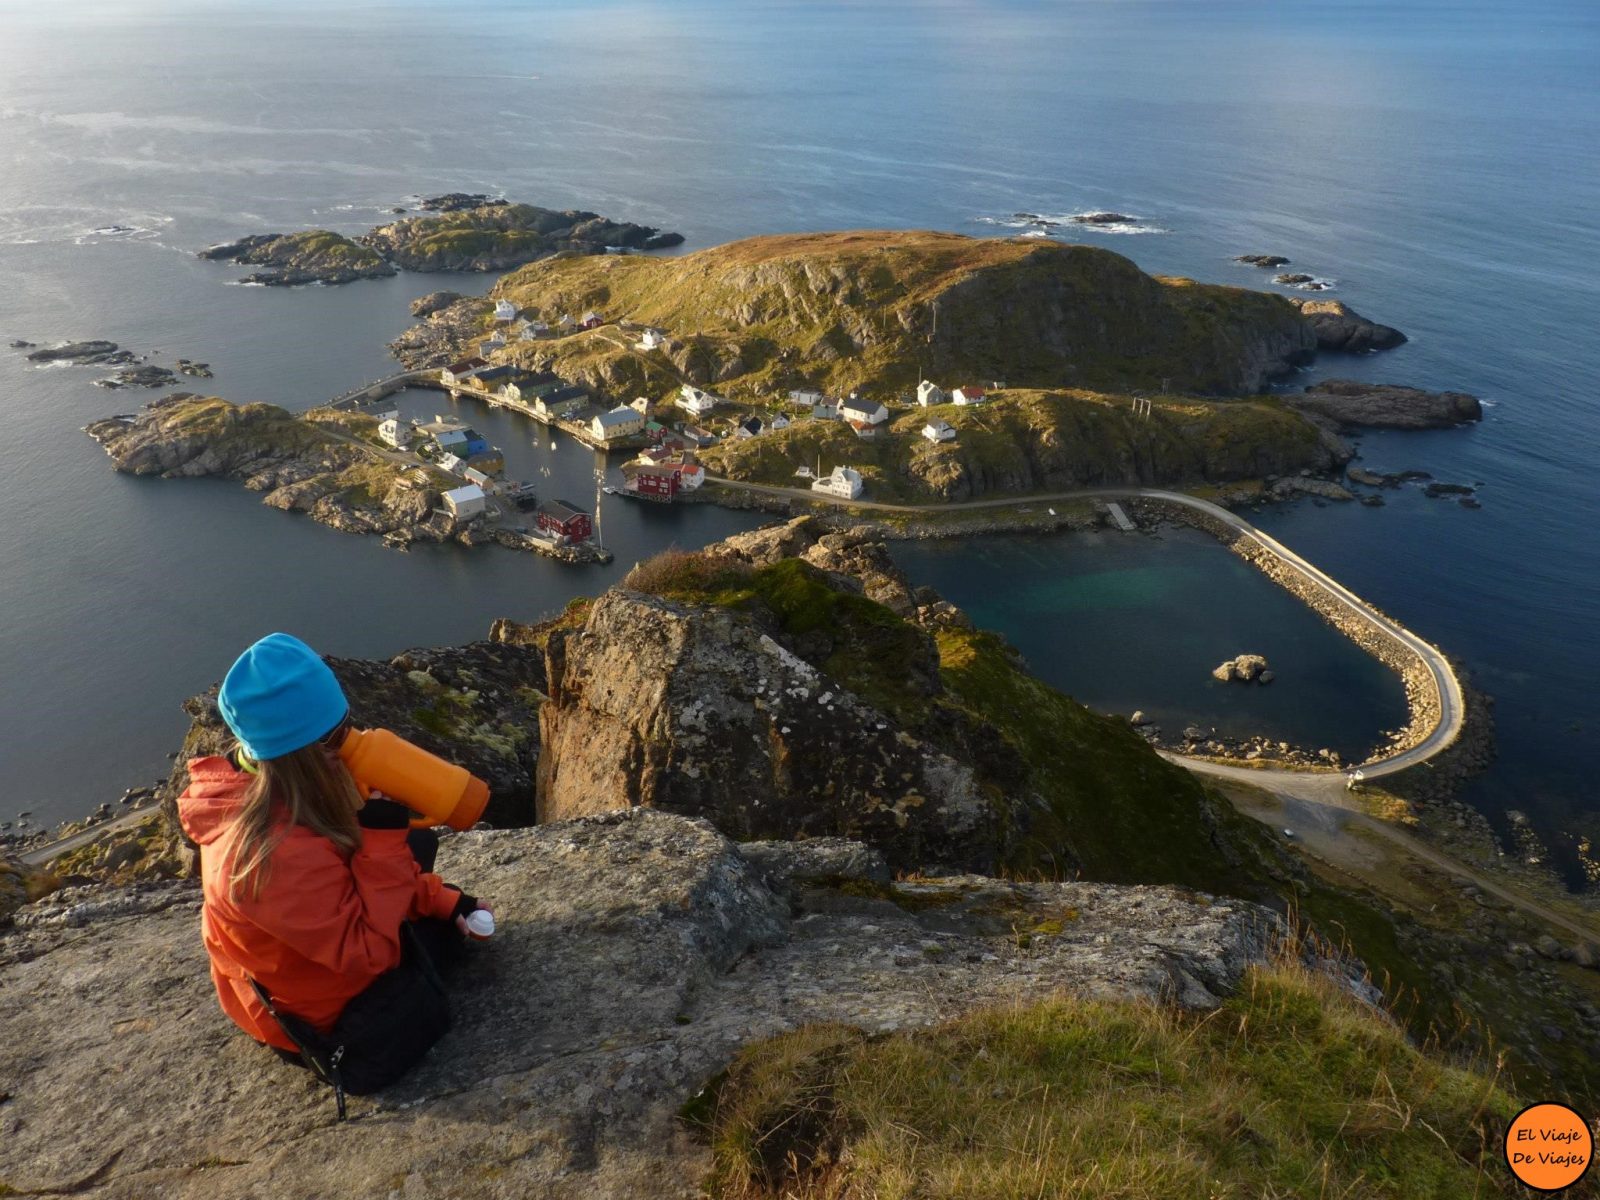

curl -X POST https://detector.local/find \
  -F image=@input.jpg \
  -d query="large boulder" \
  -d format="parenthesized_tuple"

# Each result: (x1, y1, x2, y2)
(0, 810, 1283, 1200)
(536, 588, 1006, 872)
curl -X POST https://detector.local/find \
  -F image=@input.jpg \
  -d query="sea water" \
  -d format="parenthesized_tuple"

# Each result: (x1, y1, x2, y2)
(0, 0, 1596, 884)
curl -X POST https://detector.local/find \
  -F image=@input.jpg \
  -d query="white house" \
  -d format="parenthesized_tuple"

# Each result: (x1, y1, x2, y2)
(951, 385, 987, 406)
(676, 384, 723, 416)
(811, 466, 864, 500)
(916, 380, 947, 407)
(922, 419, 956, 443)
(629, 396, 653, 417)
(378, 416, 410, 449)
(788, 388, 824, 408)
(682, 423, 719, 447)
(442, 484, 487, 521)
(769, 413, 791, 431)
(557, 313, 576, 330)
(438, 452, 467, 476)
(678, 462, 705, 491)
(463, 466, 495, 491)
(735, 416, 765, 440)
(518, 318, 548, 340)
(591, 406, 646, 443)
(840, 396, 889, 426)
(493, 299, 518, 322)
(480, 331, 506, 354)
(793, 465, 815, 480)
(440, 356, 488, 386)
(636, 328, 666, 351)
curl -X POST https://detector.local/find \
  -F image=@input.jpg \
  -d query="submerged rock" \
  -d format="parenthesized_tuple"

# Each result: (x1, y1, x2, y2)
(1235, 254, 1291, 268)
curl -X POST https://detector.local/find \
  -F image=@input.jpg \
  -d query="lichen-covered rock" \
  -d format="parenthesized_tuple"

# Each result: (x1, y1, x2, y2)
(0, 811, 1285, 1200)
(537, 589, 1008, 872)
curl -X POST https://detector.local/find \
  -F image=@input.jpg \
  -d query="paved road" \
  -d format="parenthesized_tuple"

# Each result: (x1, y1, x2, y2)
(706, 476, 1464, 779)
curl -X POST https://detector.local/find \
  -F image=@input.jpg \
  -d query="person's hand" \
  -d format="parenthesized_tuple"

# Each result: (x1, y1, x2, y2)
(356, 789, 413, 829)
(452, 894, 493, 935)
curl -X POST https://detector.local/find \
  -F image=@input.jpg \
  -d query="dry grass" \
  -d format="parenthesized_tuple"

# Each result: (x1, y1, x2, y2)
(686, 962, 1521, 1200)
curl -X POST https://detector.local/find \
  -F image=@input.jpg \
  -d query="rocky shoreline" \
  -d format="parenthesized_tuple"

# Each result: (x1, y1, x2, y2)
(1293, 379, 1483, 430)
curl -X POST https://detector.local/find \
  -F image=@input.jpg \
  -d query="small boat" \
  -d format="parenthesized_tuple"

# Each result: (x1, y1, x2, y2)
(548, 441, 556, 450)
(601, 485, 617, 495)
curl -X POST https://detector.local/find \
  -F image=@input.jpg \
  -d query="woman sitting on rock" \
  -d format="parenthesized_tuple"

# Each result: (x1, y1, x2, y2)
(177, 632, 488, 1071)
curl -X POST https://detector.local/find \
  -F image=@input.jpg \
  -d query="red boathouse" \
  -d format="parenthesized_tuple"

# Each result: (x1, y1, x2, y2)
(535, 499, 593, 542)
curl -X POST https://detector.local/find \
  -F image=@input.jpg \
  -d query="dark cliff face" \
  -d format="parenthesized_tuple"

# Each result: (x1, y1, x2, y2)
(536, 588, 1016, 873)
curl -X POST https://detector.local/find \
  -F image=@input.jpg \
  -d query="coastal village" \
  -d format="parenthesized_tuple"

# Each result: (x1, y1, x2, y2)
(347, 295, 1007, 563)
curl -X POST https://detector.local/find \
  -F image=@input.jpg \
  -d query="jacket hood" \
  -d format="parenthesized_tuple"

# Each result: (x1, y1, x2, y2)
(176, 756, 252, 846)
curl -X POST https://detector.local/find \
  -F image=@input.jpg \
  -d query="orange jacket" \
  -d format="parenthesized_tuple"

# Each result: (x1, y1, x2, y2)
(177, 756, 459, 1052)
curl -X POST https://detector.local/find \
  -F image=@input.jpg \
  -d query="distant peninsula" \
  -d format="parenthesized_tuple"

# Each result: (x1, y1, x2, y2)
(198, 199, 685, 286)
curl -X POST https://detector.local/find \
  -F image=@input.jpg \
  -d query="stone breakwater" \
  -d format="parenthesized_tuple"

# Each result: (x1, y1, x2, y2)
(1133, 498, 1443, 767)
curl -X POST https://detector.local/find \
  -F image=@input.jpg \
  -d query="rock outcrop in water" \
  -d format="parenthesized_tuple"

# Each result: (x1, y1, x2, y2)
(0, 809, 1282, 1199)
(197, 231, 397, 286)
(198, 201, 684, 285)
(1290, 297, 1407, 352)
(1292, 379, 1483, 429)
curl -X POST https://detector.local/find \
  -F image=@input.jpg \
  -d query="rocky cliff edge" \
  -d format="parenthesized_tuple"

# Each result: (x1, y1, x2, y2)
(0, 809, 1283, 1200)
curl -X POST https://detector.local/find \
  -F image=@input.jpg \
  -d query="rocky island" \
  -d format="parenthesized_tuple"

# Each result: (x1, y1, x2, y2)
(199, 200, 685, 286)
(197, 231, 397, 286)
(84, 395, 469, 544)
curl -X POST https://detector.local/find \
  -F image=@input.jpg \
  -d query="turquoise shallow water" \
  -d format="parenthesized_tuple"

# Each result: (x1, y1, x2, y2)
(893, 527, 1411, 763)
(0, 0, 1595, 884)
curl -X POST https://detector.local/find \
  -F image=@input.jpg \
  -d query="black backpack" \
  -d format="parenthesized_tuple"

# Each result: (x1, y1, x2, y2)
(252, 922, 451, 1119)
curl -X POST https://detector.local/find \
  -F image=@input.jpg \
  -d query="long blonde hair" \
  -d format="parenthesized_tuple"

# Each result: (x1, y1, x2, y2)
(218, 742, 364, 902)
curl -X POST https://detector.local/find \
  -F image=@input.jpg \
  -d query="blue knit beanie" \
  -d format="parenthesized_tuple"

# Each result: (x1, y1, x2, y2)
(218, 633, 349, 761)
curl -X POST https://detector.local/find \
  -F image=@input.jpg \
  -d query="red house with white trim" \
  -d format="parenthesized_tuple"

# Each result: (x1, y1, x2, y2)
(535, 499, 593, 542)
